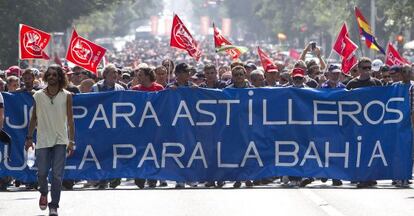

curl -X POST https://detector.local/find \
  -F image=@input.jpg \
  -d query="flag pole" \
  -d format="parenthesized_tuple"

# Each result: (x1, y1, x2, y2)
(167, 59, 171, 84)
(167, 13, 174, 84)
(18, 24, 21, 69)
(328, 22, 346, 65)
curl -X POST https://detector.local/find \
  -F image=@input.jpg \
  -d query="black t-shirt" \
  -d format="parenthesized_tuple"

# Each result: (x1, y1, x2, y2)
(66, 85, 80, 94)
(345, 77, 382, 90)
(199, 80, 227, 89)
(305, 77, 318, 88)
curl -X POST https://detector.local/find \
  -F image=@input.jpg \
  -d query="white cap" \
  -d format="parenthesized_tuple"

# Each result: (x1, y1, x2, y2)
(137, 63, 149, 69)
(372, 59, 383, 72)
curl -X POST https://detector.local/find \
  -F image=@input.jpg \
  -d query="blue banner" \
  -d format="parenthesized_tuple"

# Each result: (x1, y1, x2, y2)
(0, 86, 412, 182)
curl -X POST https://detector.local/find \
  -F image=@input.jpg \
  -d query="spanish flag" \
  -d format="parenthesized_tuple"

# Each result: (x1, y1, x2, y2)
(354, 7, 385, 54)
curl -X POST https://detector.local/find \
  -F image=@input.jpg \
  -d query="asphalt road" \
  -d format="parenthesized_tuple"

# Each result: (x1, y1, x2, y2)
(1, 179, 414, 216)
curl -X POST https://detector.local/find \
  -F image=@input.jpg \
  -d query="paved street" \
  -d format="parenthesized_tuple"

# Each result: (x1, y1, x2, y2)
(1, 179, 414, 216)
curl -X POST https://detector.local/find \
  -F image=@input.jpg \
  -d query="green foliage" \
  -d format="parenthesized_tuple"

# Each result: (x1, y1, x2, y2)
(226, 0, 413, 48)
(74, 0, 161, 38)
(0, 0, 122, 68)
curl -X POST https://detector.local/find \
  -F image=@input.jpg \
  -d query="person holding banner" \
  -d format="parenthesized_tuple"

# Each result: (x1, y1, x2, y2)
(131, 67, 164, 188)
(199, 64, 227, 89)
(0, 89, 7, 191)
(167, 62, 198, 188)
(346, 57, 382, 188)
(154, 66, 169, 88)
(91, 64, 124, 189)
(162, 59, 175, 82)
(91, 64, 125, 92)
(389, 65, 403, 83)
(166, 62, 197, 89)
(17, 68, 40, 94)
(199, 64, 226, 188)
(25, 64, 75, 216)
(392, 64, 414, 187)
(380, 66, 392, 86)
(6, 76, 20, 92)
(320, 65, 346, 89)
(226, 66, 254, 188)
(264, 64, 280, 87)
(225, 65, 252, 89)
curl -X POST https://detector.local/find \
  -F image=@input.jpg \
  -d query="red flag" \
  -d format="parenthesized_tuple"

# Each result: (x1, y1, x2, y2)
(289, 48, 300, 60)
(333, 23, 358, 60)
(65, 30, 106, 73)
(385, 42, 410, 66)
(257, 47, 274, 70)
(342, 55, 358, 74)
(170, 15, 201, 61)
(19, 24, 51, 60)
(213, 23, 241, 59)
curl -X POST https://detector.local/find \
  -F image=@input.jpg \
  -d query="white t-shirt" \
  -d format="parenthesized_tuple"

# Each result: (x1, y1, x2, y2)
(33, 89, 69, 149)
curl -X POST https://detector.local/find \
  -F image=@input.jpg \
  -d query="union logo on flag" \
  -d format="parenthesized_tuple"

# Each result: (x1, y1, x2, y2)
(19, 24, 51, 60)
(66, 30, 106, 73)
(170, 15, 201, 61)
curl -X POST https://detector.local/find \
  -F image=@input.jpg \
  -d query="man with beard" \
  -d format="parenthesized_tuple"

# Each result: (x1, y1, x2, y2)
(25, 64, 75, 216)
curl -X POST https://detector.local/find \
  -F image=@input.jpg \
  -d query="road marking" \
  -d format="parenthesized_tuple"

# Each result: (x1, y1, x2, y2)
(300, 189, 346, 216)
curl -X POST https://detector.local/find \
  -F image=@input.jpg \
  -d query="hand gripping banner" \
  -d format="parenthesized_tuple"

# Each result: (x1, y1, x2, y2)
(0, 86, 412, 182)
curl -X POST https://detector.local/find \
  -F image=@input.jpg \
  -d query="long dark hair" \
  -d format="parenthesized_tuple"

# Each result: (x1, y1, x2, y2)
(44, 64, 68, 90)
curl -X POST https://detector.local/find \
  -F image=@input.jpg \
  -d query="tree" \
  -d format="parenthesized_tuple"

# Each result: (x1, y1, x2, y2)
(74, 0, 162, 39)
(0, 0, 122, 68)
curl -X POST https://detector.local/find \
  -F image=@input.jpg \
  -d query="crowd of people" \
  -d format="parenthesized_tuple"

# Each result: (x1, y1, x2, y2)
(0, 38, 413, 193)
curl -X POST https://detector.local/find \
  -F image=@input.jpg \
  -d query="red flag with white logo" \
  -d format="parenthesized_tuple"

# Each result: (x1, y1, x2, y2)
(342, 55, 358, 74)
(213, 23, 241, 59)
(385, 42, 410, 66)
(170, 14, 201, 61)
(333, 23, 358, 60)
(19, 24, 51, 60)
(257, 47, 274, 70)
(65, 30, 106, 73)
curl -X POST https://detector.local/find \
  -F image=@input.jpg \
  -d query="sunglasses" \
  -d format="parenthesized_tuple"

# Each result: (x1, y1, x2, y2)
(361, 66, 371, 70)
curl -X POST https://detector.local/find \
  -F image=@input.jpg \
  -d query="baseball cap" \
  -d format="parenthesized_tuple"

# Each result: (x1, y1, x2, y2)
(372, 59, 383, 72)
(389, 65, 402, 74)
(328, 64, 341, 73)
(265, 64, 279, 73)
(122, 73, 131, 78)
(245, 62, 257, 70)
(6, 66, 21, 76)
(291, 68, 305, 78)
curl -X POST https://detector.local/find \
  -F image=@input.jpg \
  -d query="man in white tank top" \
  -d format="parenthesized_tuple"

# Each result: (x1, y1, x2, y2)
(25, 64, 75, 216)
